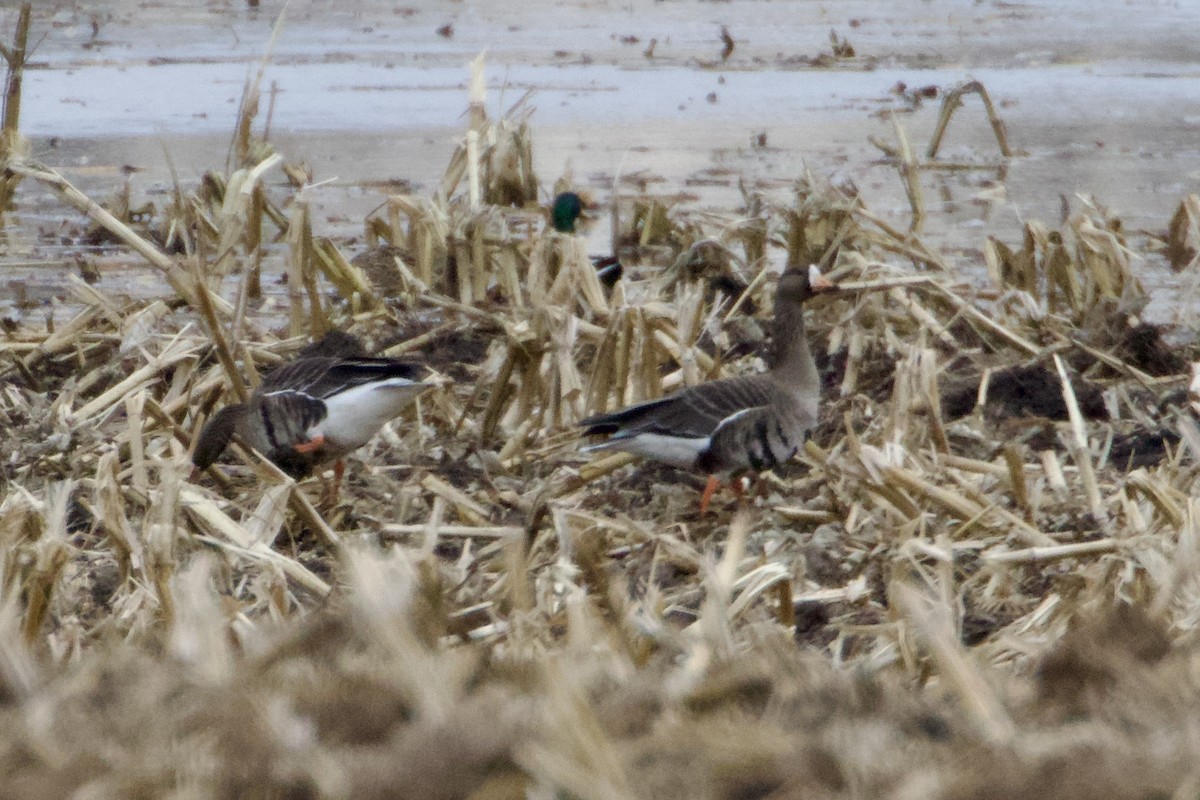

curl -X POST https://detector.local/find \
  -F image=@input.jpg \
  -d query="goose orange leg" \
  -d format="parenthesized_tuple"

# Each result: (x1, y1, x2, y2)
(314, 460, 347, 508)
(327, 459, 346, 506)
(699, 475, 721, 514)
(730, 476, 747, 502)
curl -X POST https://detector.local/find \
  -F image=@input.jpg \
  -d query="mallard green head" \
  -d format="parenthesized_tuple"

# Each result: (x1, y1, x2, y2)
(551, 191, 585, 233)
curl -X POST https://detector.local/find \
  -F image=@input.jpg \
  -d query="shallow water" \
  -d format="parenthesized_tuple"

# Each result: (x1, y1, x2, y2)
(5, 0, 1200, 322)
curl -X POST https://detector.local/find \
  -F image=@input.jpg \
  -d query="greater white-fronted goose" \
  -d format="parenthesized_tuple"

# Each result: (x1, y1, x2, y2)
(579, 264, 835, 510)
(551, 191, 623, 288)
(193, 334, 430, 494)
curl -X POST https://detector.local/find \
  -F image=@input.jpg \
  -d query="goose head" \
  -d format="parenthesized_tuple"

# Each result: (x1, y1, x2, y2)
(776, 264, 837, 306)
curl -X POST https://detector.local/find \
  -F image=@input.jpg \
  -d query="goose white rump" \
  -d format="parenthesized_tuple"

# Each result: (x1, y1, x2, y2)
(582, 432, 710, 469)
(314, 378, 427, 452)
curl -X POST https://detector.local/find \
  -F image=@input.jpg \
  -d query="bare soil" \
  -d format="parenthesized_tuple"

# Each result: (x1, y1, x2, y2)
(4, 3, 1200, 799)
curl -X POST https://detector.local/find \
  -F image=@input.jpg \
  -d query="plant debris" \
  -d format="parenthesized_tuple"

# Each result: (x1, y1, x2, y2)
(2, 28, 1200, 800)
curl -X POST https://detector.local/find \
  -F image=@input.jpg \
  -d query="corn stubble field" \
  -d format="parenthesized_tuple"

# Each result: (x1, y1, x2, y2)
(5, 9, 1200, 800)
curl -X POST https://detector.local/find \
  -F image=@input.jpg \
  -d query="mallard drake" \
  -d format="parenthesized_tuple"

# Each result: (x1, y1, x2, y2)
(550, 191, 623, 288)
(579, 264, 835, 511)
(193, 334, 430, 494)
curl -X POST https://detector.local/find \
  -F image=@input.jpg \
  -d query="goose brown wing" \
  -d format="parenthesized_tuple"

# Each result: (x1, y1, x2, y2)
(261, 357, 426, 400)
(581, 375, 773, 440)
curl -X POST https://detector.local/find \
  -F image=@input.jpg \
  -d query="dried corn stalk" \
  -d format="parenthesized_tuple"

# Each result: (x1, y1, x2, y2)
(528, 234, 608, 317)
(985, 209, 1144, 319)
(1166, 194, 1200, 272)
(927, 79, 1013, 160)
(783, 173, 864, 267)
(388, 194, 452, 290)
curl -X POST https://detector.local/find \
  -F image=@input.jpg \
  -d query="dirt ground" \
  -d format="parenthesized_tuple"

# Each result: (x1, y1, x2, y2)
(4, 3, 1200, 799)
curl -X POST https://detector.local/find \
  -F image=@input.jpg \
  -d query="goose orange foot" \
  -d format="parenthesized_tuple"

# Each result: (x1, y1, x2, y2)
(699, 474, 751, 514)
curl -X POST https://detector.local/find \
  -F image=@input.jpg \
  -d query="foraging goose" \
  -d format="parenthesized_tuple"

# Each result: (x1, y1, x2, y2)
(551, 191, 623, 288)
(579, 264, 835, 510)
(193, 335, 430, 490)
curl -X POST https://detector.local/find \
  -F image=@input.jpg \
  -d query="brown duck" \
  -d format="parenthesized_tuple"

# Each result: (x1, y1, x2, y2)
(579, 265, 834, 510)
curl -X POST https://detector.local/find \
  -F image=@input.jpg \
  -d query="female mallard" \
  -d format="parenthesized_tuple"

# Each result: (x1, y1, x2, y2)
(579, 265, 835, 510)
(551, 191, 623, 288)
(193, 334, 430, 493)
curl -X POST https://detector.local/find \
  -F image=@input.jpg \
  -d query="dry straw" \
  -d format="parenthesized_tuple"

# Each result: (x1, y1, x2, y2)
(0, 15, 1199, 796)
